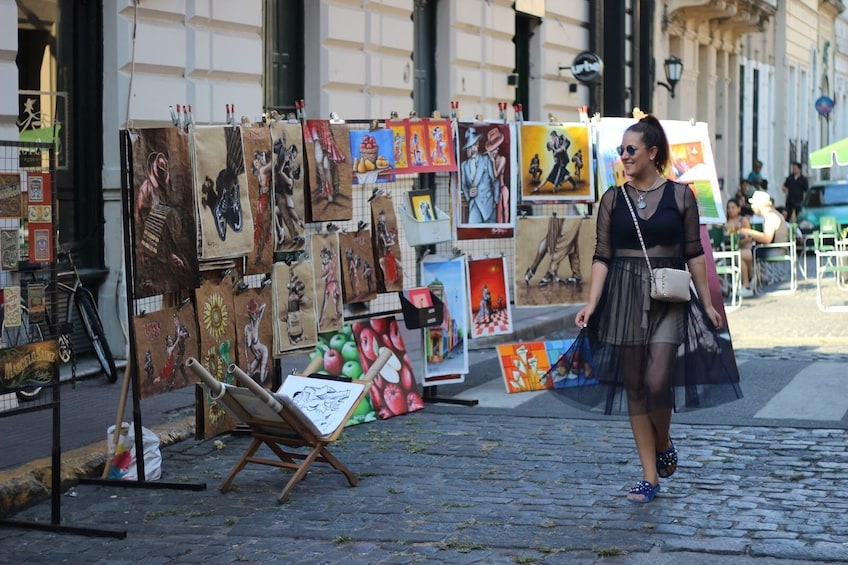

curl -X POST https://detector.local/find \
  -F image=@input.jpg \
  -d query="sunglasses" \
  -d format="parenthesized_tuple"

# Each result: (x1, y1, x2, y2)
(616, 145, 640, 157)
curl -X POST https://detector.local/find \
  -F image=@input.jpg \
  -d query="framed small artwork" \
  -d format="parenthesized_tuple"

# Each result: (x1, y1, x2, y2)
(406, 287, 433, 309)
(408, 189, 435, 221)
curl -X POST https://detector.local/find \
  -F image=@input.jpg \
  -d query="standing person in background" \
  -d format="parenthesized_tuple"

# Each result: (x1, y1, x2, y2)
(747, 160, 765, 189)
(573, 115, 741, 504)
(781, 162, 808, 221)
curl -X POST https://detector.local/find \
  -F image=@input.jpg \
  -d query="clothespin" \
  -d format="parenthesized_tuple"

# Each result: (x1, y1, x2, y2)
(185, 105, 193, 130)
(169, 105, 178, 127)
(513, 103, 524, 122)
(295, 99, 305, 121)
(450, 100, 459, 120)
(369, 119, 380, 131)
(451, 247, 463, 258)
(389, 110, 399, 120)
(262, 273, 272, 287)
(220, 268, 233, 282)
(409, 110, 419, 121)
(689, 117, 696, 126)
(548, 113, 559, 124)
(178, 296, 192, 310)
(226, 104, 234, 125)
(235, 280, 249, 294)
(176, 104, 185, 129)
(368, 187, 383, 201)
(326, 222, 340, 233)
(269, 110, 281, 123)
(498, 102, 508, 122)
(432, 111, 441, 119)
(329, 111, 345, 124)
(356, 220, 368, 233)
(475, 114, 485, 122)
(578, 105, 589, 124)
(138, 309, 147, 317)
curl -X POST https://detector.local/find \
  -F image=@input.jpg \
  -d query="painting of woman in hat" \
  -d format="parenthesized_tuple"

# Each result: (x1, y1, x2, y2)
(485, 125, 512, 224)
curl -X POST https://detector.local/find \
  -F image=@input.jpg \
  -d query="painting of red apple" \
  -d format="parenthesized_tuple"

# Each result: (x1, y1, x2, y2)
(352, 315, 424, 419)
(308, 324, 375, 426)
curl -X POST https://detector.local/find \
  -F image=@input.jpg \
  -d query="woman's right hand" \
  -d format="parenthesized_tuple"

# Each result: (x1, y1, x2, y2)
(575, 305, 594, 329)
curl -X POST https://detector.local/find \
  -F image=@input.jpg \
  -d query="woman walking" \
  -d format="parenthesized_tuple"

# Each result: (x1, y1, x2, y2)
(573, 115, 741, 503)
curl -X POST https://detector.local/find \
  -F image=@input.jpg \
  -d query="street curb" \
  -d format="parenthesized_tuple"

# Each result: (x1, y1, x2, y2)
(0, 416, 196, 518)
(469, 305, 582, 350)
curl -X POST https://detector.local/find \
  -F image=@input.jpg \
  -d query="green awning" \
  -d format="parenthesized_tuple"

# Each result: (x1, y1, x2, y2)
(810, 137, 848, 169)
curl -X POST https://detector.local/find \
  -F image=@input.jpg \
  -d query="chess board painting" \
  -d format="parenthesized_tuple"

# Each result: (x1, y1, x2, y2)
(467, 256, 512, 338)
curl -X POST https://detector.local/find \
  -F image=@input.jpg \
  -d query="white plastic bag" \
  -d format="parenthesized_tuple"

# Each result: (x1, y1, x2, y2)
(106, 422, 162, 481)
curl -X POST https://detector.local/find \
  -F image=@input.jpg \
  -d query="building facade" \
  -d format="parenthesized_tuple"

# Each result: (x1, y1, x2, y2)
(2, 0, 846, 357)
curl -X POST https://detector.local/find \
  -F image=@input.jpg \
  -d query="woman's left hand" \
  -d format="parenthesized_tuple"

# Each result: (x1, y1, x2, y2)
(705, 305, 723, 329)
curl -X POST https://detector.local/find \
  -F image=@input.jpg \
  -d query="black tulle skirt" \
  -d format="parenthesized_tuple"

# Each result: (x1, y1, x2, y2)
(550, 256, 742, 415)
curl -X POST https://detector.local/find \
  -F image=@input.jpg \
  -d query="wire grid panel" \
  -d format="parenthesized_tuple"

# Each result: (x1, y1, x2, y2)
(433, 171, 589, 303)
(306, 120, 416, 321)
(0, 140, 60, 414)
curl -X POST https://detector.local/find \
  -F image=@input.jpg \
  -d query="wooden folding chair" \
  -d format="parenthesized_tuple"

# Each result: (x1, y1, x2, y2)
(186, 349, 391, 503)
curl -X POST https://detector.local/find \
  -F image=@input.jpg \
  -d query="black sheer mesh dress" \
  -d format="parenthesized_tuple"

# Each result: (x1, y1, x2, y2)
(556, 180, 742, 415)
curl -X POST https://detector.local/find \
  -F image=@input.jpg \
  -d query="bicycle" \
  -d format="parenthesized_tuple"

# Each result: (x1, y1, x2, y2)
(2, 245, 118, 401)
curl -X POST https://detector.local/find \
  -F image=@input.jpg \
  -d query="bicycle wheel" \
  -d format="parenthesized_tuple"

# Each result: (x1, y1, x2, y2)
(74, 289, 118, 383)
(1, 308, 47, 402)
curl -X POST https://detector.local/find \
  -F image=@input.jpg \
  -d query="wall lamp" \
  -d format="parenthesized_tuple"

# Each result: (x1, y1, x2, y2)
(657, 56, 683, 98)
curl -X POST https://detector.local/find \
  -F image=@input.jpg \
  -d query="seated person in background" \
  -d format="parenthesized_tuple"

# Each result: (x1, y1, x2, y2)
(740, 190, 790, 257)
(725, 198, 755, 297)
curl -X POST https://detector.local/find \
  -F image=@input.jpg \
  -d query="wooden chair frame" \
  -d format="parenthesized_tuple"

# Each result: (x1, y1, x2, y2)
(186, 349, 391, 503)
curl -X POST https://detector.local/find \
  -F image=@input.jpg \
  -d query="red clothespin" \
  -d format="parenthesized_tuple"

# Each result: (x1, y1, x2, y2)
(450, 100, 459, 120)
(513, 103, 524, 122)
(498, 102, 508, 122)
(225, 104, 232, 125)
(295, 99, 305, 121)
(176, 104, 184, 128)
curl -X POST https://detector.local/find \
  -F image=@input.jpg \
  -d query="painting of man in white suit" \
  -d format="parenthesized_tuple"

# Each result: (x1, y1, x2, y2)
(459, 127, 497, 225)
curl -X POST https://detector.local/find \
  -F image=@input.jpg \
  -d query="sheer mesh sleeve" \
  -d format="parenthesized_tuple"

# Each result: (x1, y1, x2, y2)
(680, 184, 704, 260)
(592, 188, 616, 265)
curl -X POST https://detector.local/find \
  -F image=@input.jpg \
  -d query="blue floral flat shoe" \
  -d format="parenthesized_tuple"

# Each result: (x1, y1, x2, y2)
(627, 480, 660, 503)
(656, 440, 678, 479)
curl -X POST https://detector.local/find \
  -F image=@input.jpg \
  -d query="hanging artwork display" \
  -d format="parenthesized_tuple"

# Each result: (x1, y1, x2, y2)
(663, 120, 725, 224)
(0, 228, 19, 270)
(454, 123, 516, 232)
(241, 125, 275, 272)
(350, 128, 395, 184)
(302, 120, 353, 222)
(271, 259, 318, 356)
(269, 120, 307, 253)
(420, 255, 469, 384)
(310, 231, 344, 333)
(132, 304, 198, 399)
(307, 324, 375, 427)
(369, 194, 403, 292)
(232, 283, 274, 388)
(385, 121, 408, 172)
(0, 174, 22, 218)
(593, 117, 635, 195)
(519, 123, 592, 202)
(467, 256, 513, 338)
(128, 128, 200, 298)
(338, 229, 378, 304)
(194, 274, 239, 438)
(192, 125, 255, 259)
(514, 215, 597, 307)
(385, 118, 457, 174)
(353, 316, 424, 420)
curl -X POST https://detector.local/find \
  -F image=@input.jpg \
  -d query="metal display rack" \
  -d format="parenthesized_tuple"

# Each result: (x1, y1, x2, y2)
(0, 140, 123, 538)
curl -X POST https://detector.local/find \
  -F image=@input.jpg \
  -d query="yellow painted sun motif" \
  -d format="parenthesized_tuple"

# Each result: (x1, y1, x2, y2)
(202, 292, 228, 342)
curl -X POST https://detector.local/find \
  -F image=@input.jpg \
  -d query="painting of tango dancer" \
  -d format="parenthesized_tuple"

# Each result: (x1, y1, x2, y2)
(370, 194, 403, 292)
(303, 120, 353, 222)
(310, 232, 344, 334)
(520, 123, 592, 202)
(132, 304, 198, 399)
(270, 121, 307, 253)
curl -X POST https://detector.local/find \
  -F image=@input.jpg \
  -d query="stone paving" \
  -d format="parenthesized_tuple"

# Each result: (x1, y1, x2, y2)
(1, 273, 848, 563)
(3, 410, 848, 563)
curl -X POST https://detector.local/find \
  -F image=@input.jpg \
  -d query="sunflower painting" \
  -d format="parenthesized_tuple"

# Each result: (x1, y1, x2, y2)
(194, 273, 238, 438)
